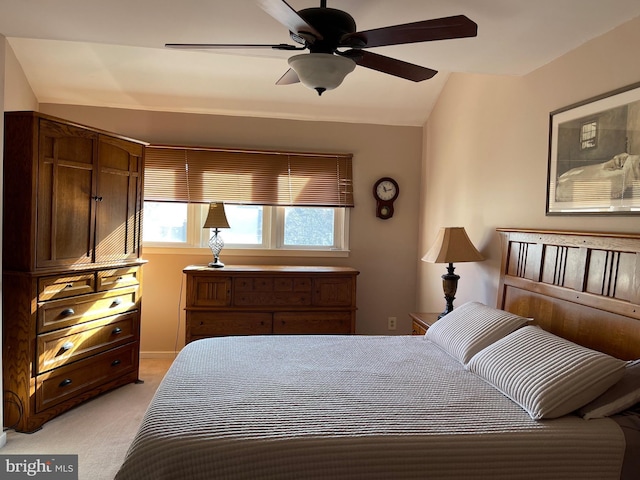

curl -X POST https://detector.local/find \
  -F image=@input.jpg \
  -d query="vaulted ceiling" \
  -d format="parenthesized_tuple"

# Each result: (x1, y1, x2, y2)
(2, 0, 640, 126)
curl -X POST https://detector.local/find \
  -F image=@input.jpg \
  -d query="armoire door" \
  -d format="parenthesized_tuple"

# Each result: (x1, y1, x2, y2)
(94, 135, 144, 263)
(36, 119, 97, 268)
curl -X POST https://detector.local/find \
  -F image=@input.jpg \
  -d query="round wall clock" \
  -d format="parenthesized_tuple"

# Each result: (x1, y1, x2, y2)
(373, 177, 399, 220)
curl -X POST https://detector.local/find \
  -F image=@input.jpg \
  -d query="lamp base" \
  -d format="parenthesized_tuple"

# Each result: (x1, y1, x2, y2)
(438, 263, 460, 318)
(208, 229, 225, 268)
(208, 258, 225, 268)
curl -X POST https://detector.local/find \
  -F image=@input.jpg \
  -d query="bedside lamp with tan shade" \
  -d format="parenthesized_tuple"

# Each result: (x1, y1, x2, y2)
(422, 227, 484, 318)
(203, 202, 230, 268)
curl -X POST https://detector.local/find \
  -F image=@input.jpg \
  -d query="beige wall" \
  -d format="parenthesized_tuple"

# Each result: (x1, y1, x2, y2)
(4, 42, 37, 111)
(39, 104, 423, 353)
(418, 15, 640, 314)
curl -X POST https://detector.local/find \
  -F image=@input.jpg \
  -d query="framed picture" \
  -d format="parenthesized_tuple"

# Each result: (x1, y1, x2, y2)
(547, 81, 640, 215)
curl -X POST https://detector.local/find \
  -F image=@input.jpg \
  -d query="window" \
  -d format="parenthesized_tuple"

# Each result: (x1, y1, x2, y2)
(580, 120, 598, 150)
(143, 202, 349, 253)
(142, 144, 353, 255)
(282, 207, 334, 247)
(143, 202, 187, 243)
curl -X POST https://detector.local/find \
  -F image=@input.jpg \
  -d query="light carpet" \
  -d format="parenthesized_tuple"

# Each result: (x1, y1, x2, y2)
(1, 358, 173, 480)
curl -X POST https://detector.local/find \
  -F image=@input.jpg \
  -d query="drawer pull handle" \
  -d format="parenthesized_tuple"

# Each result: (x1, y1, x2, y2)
(65, 283, 74, 289)
(112, 327, 122, 335)
(59, 378, 72, 388)
(111, 359, 121, 367)
(110, 298, 123, 307)
(61, 341, 74, 351)
(61, 308, 75, 317)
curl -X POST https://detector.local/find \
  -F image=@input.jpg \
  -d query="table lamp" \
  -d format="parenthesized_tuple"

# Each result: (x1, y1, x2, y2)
(422, 227, 484, 318)
(203, 202, 230, 268)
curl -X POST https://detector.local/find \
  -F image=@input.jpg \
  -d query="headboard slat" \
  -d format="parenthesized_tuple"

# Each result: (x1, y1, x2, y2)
(497, 228, 640, 360)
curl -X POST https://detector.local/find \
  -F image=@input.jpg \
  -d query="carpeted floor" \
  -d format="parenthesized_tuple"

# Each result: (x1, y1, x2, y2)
(1, 358, 174, 480)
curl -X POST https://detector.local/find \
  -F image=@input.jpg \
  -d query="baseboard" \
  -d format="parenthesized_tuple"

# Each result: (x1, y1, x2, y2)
(140, 351, 180, 360)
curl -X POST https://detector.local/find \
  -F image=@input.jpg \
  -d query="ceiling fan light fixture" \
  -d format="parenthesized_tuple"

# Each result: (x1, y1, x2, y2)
(288, 53, 356, 95)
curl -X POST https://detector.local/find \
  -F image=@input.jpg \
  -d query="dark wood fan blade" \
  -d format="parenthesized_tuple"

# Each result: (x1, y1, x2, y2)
(276, 68, 300, 85)
(346, 50, 437, 82)
(165, 43, 302, 50)
(342, 15, 477, 48)
(257, 0, 323, 42)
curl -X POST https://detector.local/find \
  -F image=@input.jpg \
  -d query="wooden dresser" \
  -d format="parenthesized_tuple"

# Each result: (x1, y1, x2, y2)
(2, 111, 146, 432)
(184, 265, 359, 342)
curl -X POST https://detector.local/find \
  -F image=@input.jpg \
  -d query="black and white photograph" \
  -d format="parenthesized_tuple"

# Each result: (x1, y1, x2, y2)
(547, 82, 640, 214)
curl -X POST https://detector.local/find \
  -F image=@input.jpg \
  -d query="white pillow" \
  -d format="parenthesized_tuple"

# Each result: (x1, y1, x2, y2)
(578, 359, 640, 419)
(425, 301, 531, 365)
(467, 325, 626, 420)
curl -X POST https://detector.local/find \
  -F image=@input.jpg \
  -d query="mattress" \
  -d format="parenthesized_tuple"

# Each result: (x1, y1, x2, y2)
(116, 335, 626, 479)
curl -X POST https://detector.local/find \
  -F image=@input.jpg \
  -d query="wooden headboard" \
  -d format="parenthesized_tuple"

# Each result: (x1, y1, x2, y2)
(497, 228, 640, 360)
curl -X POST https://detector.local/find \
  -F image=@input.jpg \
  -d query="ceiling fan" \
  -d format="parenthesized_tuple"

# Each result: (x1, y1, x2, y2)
(166, 0, 478, 95)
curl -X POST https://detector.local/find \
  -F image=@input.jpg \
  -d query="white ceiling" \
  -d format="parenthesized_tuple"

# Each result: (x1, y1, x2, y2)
(2, 0, 640, 126)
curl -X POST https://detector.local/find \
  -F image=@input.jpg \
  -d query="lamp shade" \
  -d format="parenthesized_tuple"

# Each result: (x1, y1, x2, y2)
(422, 227, 484, 264)
(203, 202, 230, 229)
(288, 53, 356, 95)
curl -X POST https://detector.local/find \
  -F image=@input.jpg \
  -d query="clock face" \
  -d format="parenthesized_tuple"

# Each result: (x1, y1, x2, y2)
(373, 177, 399, 219)
(375, 179, 398, 201)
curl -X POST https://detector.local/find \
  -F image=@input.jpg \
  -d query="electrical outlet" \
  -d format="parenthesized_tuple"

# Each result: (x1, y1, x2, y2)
(388, 316, 397, 330)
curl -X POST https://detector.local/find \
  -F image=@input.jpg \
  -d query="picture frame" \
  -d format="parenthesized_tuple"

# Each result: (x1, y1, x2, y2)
(547, 81, 640, 215)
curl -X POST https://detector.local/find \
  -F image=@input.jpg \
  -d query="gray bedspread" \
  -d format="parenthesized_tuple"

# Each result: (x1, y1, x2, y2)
(116, 335, 626, 479)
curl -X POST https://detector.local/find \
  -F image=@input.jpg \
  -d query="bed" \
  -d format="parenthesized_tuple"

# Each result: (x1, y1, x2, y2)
(115, 229, 640, 480)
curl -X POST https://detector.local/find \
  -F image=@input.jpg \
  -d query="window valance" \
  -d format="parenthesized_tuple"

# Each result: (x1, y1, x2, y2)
(144, 145, 354, 207)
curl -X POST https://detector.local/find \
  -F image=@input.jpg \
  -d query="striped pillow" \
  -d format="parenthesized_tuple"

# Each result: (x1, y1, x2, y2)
(578, 359, 640, 419)
(467, 325, 626, 420)
(425, 302, 531, 365)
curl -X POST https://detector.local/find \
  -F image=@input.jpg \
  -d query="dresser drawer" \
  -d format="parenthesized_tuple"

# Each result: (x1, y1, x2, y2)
(97, 266, 140, 291)
(273, 312, 353, 334)
(235, 276, 312, 293)
(36, 343, 137, 412)
(189, 276, 231, 307)
(187, 311, 272, 339)
(38, 286, 139, 333)
(37, 312, 139, 373)
(312, 277, 354, 306)
(38, 273, 95, 301)
(234, 276, 312, 306)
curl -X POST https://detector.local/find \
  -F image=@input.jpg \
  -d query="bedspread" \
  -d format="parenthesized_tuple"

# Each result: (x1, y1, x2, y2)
(116, 335, 625, 480)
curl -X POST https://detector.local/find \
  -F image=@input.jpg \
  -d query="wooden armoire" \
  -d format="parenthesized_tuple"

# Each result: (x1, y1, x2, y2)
(2, 111, 147, 432)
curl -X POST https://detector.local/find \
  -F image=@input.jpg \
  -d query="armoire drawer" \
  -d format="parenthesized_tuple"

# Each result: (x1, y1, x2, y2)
(97, 266, 140, 291)
(38, 273, 96, 301)
(37, 312, 139, 373)
(36, 343, 137, 412)
(38, 286, 139, 333)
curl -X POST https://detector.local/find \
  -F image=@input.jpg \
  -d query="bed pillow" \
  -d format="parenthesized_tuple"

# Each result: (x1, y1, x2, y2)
(467, 325, 626, 420)
(578, 359, 640, 419)
(425, 301, 531, 365)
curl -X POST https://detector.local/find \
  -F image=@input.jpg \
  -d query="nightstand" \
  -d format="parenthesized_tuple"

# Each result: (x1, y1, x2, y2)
(409, 312, 439, 335)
